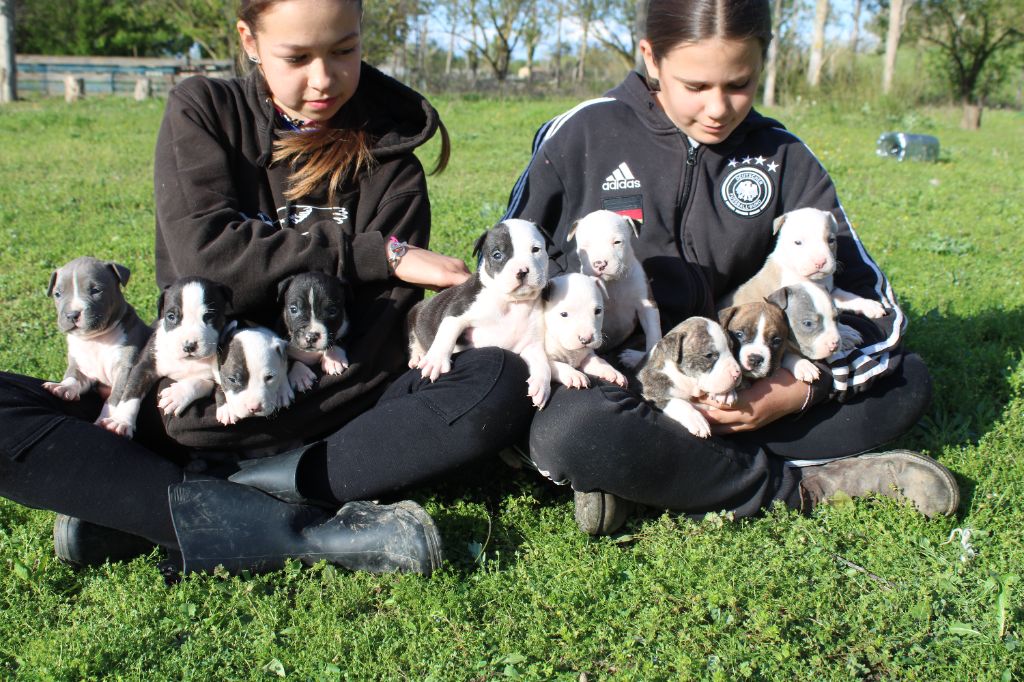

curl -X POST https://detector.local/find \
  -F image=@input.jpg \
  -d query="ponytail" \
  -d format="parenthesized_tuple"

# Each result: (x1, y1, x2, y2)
(273, 126, 376, 204)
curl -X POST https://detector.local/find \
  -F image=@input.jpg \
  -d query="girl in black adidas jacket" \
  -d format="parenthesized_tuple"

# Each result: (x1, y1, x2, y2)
(504, 0, 958, 530)
(0, 0, 536, 577)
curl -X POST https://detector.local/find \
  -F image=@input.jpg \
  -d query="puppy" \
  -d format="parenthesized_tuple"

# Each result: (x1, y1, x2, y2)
(718, 207, 886, 325)
(277, 272, 350, 392)
(769, 282, 841, 384)
(717, 299, 789, 383)
(42, 257, 151, 418)
(542, 273, 626, 389)
(213, 326, 293, 425)
(569, 210, 661, 359)
(407, 219, 551, 408)
(637, 317, 742, 438)
(100, 276, 232, 438)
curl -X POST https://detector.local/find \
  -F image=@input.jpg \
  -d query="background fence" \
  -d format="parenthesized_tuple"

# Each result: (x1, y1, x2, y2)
(15, 55, 235, 97)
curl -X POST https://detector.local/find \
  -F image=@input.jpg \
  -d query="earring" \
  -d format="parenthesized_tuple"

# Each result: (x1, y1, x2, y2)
(248, 54, 261, 65)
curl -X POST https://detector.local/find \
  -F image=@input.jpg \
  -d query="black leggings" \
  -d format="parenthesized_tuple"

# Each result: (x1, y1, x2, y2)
(0, 348, 536, 546)
(528, 353, 931, 517)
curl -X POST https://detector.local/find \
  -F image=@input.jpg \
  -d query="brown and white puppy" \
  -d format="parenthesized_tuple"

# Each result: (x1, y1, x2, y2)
(542, 273, 626, 389)
(717, 299, 789, 384)
(717, 208, 886, 339)
(43, 257, 151, 419)
(100, 276, 232, 438)
(213, 326, 293, 425)
(407, 219, 552, 408)
(637, 317, 742, 438)
(770, 282, 841, 384)
(569, 210, 661, 361)
(277, 272, 350, 393)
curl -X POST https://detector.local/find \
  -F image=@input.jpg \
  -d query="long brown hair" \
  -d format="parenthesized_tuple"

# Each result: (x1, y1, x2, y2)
(238, 0, 450, 204)
(645, 0, 774, 62)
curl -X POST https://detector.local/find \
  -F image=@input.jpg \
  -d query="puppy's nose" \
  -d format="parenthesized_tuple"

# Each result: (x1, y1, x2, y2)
(182, 340, 198, 354)
(578, 334, 594, 345)
(305, 331, 321, 345)
(813, 257, 827, 270)
(248, 402, 263, 415)
(747, 354, 763, 368)
(64, 311, 81, 323)
(516, 267, 529, 281)
(827, 338, 839, 352)
(592, 260, 607, 273)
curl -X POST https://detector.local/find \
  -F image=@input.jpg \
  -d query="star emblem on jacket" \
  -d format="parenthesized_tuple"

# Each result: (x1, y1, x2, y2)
(721, 155, 779, 217)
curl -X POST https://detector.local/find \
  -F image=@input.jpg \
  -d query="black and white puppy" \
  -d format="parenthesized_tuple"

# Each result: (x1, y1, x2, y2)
(213, 325, 293, 425)
(407, 218, 552, 408)
(278, 272, 350, 393)
(42, 257, 151, 419)
(770, 281, 841, 384)
(717, 299, 789, 384)
(100, 276, 232, 438)
(637, 317, 742, 438)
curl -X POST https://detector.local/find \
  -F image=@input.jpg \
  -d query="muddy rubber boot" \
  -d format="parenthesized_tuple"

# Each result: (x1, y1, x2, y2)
(53, 514, 157, 568)
(228, 442, 332, 507)
(798, 449, 959, 518)
(168, 479, 443, 576)
(573, 490, 634, 535)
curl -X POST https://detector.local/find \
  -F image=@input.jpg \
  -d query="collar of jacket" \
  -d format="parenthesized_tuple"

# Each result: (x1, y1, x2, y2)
(243, 61, 442, 169)
(608, 70, 787, 154)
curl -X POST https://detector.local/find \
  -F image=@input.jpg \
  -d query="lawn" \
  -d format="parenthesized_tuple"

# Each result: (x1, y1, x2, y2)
(0, 92, 1021, 680)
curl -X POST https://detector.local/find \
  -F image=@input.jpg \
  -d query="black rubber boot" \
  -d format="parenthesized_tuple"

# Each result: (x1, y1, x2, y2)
(228, 443, 332, 506)
(168, 479, 444, 576)
(53, 514, 158, 568)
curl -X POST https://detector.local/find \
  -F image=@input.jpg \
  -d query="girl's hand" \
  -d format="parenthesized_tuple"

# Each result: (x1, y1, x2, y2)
(699, 369, 809, 435)
(392, 245, 471, 290)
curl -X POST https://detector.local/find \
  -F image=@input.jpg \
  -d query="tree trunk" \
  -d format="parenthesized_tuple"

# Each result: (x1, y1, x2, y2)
(882, 0, 904, 94)
(634, 0, 647, 71)
(807, 0, 829, 87)
(961, 97, 982, 130)
(849, 0, 861, 57)
(762, 0, 783, 106)
(0, 0, 15, 103)
(445, 21, 455, 75)
(554, 0, 563, 88)
(576, 18, 590, 83)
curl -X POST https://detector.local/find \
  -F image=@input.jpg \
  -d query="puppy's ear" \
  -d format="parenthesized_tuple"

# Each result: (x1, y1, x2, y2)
(535, 223, 556, 248)
(276, 275, 295, 303)
(670, 329, 687, 364)
(624, 216, 640, 239)
(219, 284, 234, 311)
(472, 230, 490, 260)
(591, 275, 609, 301)
(156, 289, 167, 316)
(772, 213, 787, 235)
(766, 287, 789, 310)
(567, 220, 580, 243)
(827, 212, 839, 235)
(273, 336, 288, 362)
(718, 306, 738, 330)
(108, 262, 131, 287)
(540, 280, 554, 303)
(217, 319, 239, 359)
(47, 270, 59, 297)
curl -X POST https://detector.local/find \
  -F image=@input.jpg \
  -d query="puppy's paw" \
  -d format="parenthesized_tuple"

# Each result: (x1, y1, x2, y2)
(417, 352, 451, 382)
(597, 366, 628, 388)
(215, 404, 239, 426)
(321, 347, 349, 375)
(707, 390, 737, 408)
(527, 373, 551, 409)
(553, 362, 590, 389)
(793, 358, 821, 383)
(618, 349, 647, 369)
(43, 381, 81, 401)
(837, 323, 863, 352)
(158, 382, 199, 416)
(288, 362, 317, 392)
(276, 381, 295, 410)
(663, 400, 711, 438)
(97, 416, 134, 439)
(847, 297, 887, 319)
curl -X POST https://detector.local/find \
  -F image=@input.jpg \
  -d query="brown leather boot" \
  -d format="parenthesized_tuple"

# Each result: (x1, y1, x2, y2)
(798, 449, 959, 518)
(574, 491, 634, 535)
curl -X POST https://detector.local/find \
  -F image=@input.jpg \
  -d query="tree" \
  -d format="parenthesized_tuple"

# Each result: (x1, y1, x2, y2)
(918, 0, 1023, 128)
(806, 0, 829, 87)
(881, 0, 910, 93)
(589, 0, 639, 72)
(462, 0, 535, 81)
(1, 0, 14, 103)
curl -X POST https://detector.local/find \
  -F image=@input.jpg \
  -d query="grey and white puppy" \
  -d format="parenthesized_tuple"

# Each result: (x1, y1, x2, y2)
(542, 273, 626, 389)
(407, 218, 552, 408)
(770, 281, 841, 384)
(569, 209, 661, 365)
(214, 325, 293, 425)
(100, 276, 232, 438)
(278, 272, 350, 393)
(637, 317, 742, 438)
(43, 256, 151, 418)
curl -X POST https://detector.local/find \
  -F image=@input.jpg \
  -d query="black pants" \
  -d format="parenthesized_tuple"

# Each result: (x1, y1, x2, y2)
(529, 353, 931, 517)
(0, 348, 535, 547)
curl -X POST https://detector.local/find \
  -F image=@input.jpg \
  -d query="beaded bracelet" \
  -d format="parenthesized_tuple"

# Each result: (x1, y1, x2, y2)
(387, 235, 408, 269)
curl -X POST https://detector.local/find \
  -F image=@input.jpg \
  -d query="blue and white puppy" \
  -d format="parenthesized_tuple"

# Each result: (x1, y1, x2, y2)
(214, 325, 293, 425)
(43, 257, 151, 419)
(407, 219, 552, 408)
(100, 276, 232, 438)
(278, 272, 350, 392)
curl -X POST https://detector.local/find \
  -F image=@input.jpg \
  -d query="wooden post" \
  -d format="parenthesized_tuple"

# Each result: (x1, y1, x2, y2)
(133, 77, 151, 101)
(64, 75, 84, 103)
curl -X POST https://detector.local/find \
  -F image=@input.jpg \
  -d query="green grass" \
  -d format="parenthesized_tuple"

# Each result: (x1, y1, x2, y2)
(0, 93, 1022, 680)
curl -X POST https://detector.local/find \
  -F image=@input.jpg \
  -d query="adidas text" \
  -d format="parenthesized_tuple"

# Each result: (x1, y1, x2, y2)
(602, 179, 641, 191)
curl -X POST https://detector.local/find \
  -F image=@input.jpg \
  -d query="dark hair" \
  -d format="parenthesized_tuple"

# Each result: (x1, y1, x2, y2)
(237, 0, 449, 203)
(645, 0, 773, 63)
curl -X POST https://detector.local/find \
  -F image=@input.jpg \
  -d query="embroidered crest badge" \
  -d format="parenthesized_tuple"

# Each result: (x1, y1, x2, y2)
(721, 164, 774, 217)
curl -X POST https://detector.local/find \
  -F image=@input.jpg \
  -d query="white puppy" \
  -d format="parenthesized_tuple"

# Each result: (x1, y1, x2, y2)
(717, 207, 885, 349)
(569, 210, 661, 361)
(213, 326, 293, 425)
(542, 273, 626, 389)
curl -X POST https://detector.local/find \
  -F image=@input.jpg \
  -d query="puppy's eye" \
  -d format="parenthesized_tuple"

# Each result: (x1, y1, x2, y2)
(53, 289, 63, 299)
(802, 319, 814, 329)
(228, 375, 242, 386)
(264, 374, 275, 384)
(289, 305, 299, 315)
(770, 337, 783, 348)
(613, 240, 623, 246)
(165, 312, 178, 323)
(794, 240, 803, 246)
(89, 286, 102, 296)
(491, 250, 505, 261)
(705, 352, 717, 360)
(203, 312, 215, 323)
(733, 331, 746, 342)
(595, 307, 602, 315)
(531, 246, 542, 254)
(326, 306, 339, 318)
(559, 311, 569, 318)
(828, 236, 836, 244)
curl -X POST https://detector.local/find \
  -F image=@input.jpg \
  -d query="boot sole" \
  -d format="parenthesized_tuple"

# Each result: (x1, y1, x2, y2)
(393, 500, 444, 575)
(859, 449, 960, 517)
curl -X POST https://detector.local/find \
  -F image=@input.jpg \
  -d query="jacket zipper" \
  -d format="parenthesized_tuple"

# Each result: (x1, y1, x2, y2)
(676, 142, 699, 258)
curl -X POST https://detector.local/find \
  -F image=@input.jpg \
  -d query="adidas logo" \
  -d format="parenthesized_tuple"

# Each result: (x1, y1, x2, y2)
(601, 162, 641, 191)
